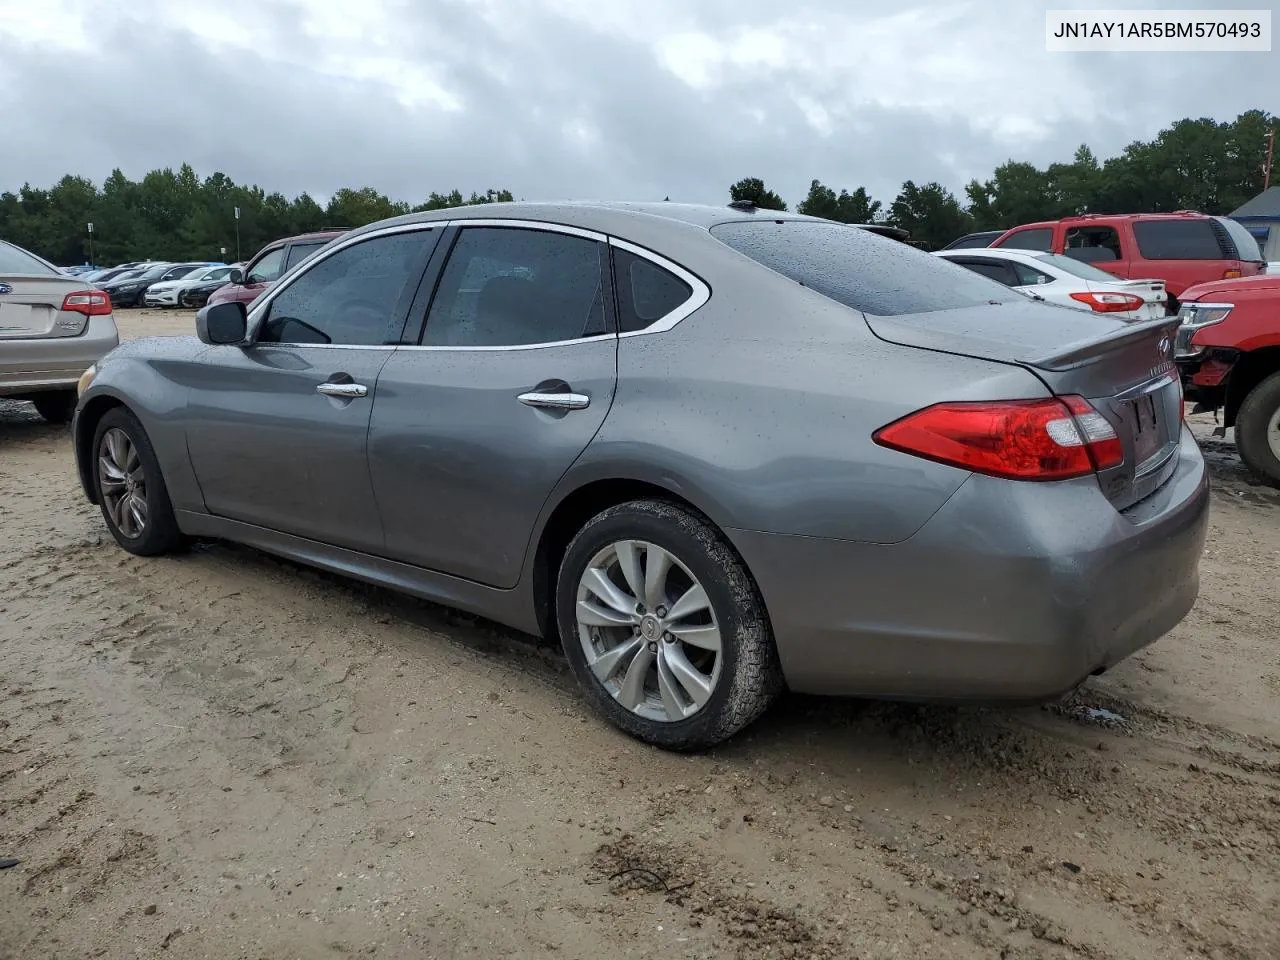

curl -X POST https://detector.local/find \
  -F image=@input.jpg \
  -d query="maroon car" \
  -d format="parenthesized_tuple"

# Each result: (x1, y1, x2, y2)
(207, 231, 345, 309)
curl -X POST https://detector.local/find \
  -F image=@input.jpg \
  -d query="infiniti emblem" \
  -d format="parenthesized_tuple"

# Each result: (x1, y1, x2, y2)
(0, 283, 11, 295)
(1158, 336, 1171, 357)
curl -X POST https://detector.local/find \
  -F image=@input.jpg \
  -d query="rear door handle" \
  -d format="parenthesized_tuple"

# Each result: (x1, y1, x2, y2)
(316, 382, 368, 398)
(517, 391, 590, 411)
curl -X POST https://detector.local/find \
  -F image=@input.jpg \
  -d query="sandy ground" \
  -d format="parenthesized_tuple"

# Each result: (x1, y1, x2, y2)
(1, 308, 1278, 960)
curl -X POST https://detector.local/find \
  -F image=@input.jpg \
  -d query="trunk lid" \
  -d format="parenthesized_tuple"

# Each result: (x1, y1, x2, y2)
(0, 275, 83, 339)
(865, 303, 1182, 511)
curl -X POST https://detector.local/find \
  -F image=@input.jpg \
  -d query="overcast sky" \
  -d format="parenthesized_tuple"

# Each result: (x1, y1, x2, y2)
(0, 0, 1273, 209)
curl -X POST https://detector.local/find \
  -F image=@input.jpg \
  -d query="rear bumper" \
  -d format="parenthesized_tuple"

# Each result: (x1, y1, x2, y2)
(730, 426, 1209, 700)
(0, 316, 119, 397)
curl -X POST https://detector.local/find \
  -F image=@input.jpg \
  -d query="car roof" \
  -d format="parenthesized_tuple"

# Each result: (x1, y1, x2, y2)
(1005, 211, 1219, 230)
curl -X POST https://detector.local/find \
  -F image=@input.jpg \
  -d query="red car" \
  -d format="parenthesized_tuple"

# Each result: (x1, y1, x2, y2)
(207, 231, 345, 309)
(991, 212, 1264, 309)
(1175, 272, 1280, 486)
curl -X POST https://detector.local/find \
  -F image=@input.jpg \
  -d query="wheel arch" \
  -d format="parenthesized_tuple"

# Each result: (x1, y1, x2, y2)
(1224, 347, 1280, 428)
(74, 393, 128, 504)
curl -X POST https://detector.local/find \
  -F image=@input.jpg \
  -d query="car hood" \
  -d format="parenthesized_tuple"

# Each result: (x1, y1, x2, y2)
(1180, 273, 1280, 303)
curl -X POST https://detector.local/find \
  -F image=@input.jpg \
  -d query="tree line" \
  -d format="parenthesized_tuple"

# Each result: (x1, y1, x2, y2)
(1, 109, 1272, 264)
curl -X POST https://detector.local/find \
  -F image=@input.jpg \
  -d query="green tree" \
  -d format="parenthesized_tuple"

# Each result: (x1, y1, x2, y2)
(796, 180, 881, 223)
(888, 181, 972, 250)
(729, 177, 787, 210)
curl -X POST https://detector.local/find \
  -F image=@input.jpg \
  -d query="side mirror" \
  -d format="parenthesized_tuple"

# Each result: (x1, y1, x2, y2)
(197, 302, 249, 345)
(229, 267, 244, 284)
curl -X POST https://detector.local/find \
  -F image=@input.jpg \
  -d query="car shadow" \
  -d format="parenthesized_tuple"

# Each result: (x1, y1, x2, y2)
(0, 398, 69, 446)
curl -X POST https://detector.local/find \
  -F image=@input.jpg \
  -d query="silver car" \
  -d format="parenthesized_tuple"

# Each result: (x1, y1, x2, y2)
(1, 239, 119, 422)
(71, 203, 1209, 749)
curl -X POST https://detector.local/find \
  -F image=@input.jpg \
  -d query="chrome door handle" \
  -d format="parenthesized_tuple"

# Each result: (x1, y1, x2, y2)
(518, 391, 590, 411)
(316, 382, 368, 398)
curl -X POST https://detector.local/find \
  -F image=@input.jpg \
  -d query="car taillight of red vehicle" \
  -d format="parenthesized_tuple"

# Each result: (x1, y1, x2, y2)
(1068, 291, 1145, 313)
(873, 396, 1123, 481)
(60, 291, 112, 316)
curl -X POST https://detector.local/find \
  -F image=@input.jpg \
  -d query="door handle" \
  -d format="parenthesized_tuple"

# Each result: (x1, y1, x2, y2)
(517, 391, 590, 411)
(316, 382, 368, 398)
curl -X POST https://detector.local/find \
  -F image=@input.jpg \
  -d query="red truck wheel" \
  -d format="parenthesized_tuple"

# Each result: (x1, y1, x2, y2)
(1235, 371, 1280, 488)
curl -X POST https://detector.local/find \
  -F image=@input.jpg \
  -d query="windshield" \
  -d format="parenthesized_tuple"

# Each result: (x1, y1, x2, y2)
(1030, 252, 1122, 282)
(178, 266, 208, 280)
(710, 220, 1023, 316)
(0, 240, 60, 276)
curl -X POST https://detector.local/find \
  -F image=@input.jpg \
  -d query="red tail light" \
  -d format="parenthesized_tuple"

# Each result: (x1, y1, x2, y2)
(61, 290, 112, 316)
(873, 396, 1122, 481)
(1068, 291, 1145, 313)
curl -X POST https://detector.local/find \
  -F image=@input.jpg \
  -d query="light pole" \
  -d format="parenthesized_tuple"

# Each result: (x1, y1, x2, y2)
(234, 206, 241, 262)
(1265, 130, 1276, 191)
(86, 222, 94, 266)
(220, 246, 227, 263)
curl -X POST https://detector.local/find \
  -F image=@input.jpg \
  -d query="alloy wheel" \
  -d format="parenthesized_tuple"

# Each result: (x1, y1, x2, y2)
(1267, 405, 1280, 462)
(98, 427, 148, 539)
(574, 540, 722, 723)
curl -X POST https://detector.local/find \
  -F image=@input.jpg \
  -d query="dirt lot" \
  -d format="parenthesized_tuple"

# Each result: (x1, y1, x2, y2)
(2, 308, 1279, 960)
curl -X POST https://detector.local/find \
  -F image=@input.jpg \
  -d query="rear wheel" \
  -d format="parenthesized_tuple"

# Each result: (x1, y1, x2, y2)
(30, 390, 76, 424)
(555, 499, 783, 750)
(92, 407, 186, 556)
(1235, 371, 1280, 488)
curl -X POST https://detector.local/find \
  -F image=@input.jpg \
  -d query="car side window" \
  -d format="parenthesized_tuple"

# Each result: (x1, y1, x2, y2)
(257, 231, 431, 346)
(1010, 262, 1053, 286)
(1063, 225, 1122, 263)
(613, 248, 693, 332)
(247, 247, 286, 284)
(999, 228, 1053, 251)
(423, 227, 607, 347)
(285, 241, 327, 271)
(1132, 220, 1224, 260)
(960, 260, 1018, 286)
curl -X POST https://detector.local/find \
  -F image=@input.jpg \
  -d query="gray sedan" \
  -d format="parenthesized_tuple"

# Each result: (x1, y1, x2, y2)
(72, 202, 1209, 749)
(1, 238, 119, 422)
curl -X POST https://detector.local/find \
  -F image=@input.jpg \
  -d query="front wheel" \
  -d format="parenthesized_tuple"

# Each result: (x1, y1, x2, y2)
(92, 407, 187, 555)
(556, 499, 783, 750)
(1235, 371, 1280, 488)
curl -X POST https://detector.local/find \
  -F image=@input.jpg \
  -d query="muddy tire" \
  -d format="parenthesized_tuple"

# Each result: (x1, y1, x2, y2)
(556, 499, 783, 751)
(1235, 371, 1280, 488)
(30, 390, 77, 424)
(92, 407, 187, 556)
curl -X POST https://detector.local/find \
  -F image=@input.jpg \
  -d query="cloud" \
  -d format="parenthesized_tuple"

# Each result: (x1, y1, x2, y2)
(0, 0, 1273, 209)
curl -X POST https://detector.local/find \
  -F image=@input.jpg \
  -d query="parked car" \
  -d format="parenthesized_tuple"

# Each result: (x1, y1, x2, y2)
(103, 263, 214, 308)
(990, 213, 1264, 310)
(206, 231, 345, 309)
(936, 248, 1168, 320)
(72, 202, 1207, 750)
(1174, 272, 1280, 486)
(143, 264, 232, 308)
(178, 266, 244, 309)
(0, 238, 119, 422)
(941, 230, 1004, 251)
(83, 266, 137, 286)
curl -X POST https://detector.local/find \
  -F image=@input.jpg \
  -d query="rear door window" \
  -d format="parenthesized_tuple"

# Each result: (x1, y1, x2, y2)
(1063, 225, 1123, 264)
(954, 258, 1019, 286)
(285, 240, 328, 271)
(998, 227, 1053, 251)
(1132, 220, 1224, 260)
(711, 220, 1023, 316)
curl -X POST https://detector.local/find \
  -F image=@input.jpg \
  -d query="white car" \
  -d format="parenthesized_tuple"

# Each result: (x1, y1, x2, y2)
(935, 248, 1169, 320)
(143, 265, 235, 308)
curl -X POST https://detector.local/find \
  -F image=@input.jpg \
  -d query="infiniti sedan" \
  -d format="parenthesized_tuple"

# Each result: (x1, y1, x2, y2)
(72, 202, 1208, 749)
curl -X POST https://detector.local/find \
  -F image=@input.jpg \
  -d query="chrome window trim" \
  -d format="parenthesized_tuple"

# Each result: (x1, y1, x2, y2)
(608, 237, 710, 337)
(442, 218, 608, 243)
(246, 221, 446, 343)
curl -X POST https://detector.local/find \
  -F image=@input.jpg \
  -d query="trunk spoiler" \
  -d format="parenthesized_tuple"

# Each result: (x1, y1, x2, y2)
(1027, 315, 1179, 373)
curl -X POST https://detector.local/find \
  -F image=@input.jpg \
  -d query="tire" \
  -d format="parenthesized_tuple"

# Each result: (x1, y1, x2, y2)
(556, 499, 783, 751)
(92, 407, 186, 556)
(1235, 370, 1280, 488)
(30, 390, 76, 424)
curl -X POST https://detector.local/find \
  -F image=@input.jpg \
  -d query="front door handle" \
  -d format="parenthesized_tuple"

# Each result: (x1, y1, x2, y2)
(316, 382, 368, 398)
(517, 391, 590, 411)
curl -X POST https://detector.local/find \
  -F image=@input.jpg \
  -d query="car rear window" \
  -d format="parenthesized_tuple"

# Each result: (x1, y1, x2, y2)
(0, 240, 59, 276)
(1132, 219, 1225, 260)
(1215, 217, 1264, 262)
(710, 220, 1022, 316)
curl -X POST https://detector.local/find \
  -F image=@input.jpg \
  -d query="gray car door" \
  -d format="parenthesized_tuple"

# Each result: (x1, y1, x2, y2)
(184, 227, 441, 554)
(368, 222, 618, 588)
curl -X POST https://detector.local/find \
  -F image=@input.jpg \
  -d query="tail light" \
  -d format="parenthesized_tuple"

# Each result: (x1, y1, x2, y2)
(61, 290, 112, 316)
(873, 396, 1122, 481)
(1222, 268, 1242, 279)
(1068, 291, 1145, 313)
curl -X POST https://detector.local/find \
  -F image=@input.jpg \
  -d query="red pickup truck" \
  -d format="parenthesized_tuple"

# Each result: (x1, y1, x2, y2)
(1175, 272, 1280, 486)
(992, 212, 1265, 309)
